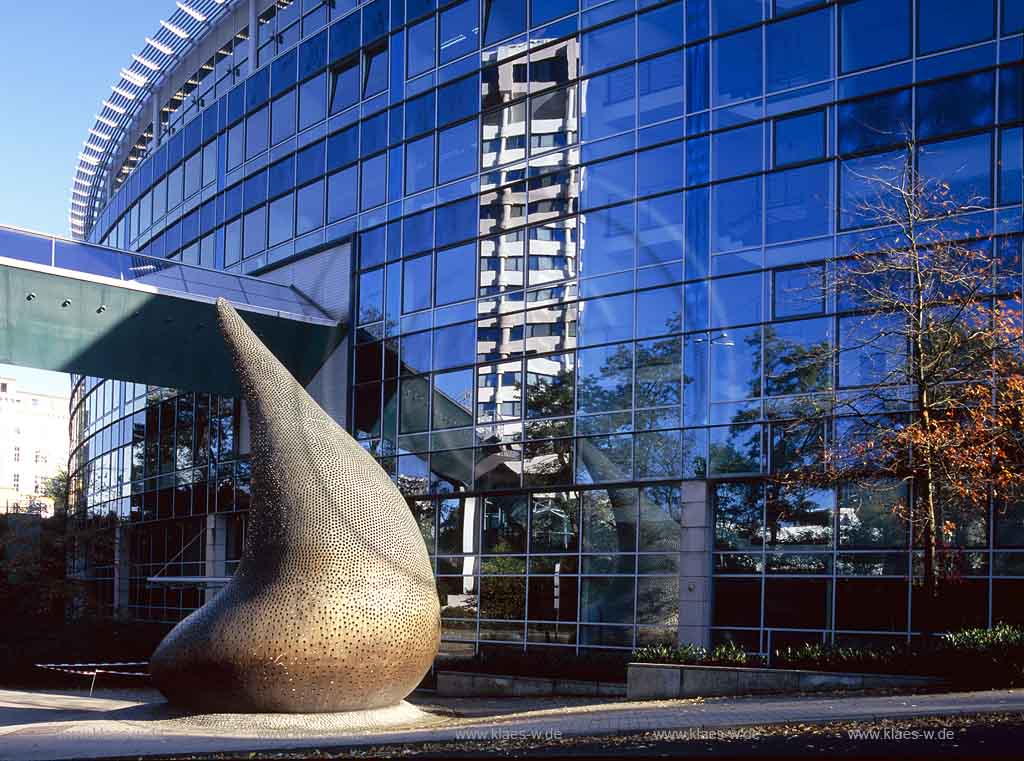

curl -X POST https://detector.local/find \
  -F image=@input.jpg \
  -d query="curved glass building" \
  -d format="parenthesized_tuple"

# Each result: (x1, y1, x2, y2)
(69, 0, 1024, 656)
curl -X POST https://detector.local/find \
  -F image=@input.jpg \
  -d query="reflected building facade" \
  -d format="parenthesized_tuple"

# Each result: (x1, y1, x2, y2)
(69, 0, 1024, 655)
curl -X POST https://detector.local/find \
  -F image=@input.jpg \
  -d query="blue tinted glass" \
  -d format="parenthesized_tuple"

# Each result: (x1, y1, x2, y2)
(713, 0, 761, 34)
(774, 110, 826, 165)
(766, 8, 831, 92)
(532, 0, 575, 26)
(364, 45, 389, 96)
(244, 170, 268, 210)
(296, 179, 325, 234)
(330, 14, 360, 62)
(361, 153, 388, 209)
(837, 90, 912, 154)
(1000, 128, 1023, 205)
(408, 16, 436, 76)
(841, 0, 911, 73)
(686, 135, 709, 185)
(765, 162, 831, 244)
(330, 59, 360, 113)
(581, 17, 635, 76)
(1008, 0, 1024, 34)
(917, 133, 993, 209)
(407, 0, 435, 22)
(638, 51, 684, 126)
(243, 206, 267, 257)
(298, 72, 327, 129)
(918, 0, 994, 55)
(440, 0, 479, 63)
(686, 43, 709, 112)
(713, 123, 762, 181)
(362, 111, 388, 155)
(999, 65, 1024, 124)
(438, 75, 478, 125)
(637, 286, 683, 338)
(581, 67, 636, 141)
(711, 272, 762, 328)
(580, 203, 635, 276)
(438, 120, 478, 183)
(583, 154, 635, 209)
(638, 142, 684, 197)
(713, 28, 762, 106)
(579, 292, 635, 345)
(299, 30, 328, 80)
(433, 322, 476, 369)
(436, 198, 477, 246)
(246, 66, 270, 111)
(268, 156, 295, 197)
(709, 325, 761, 400)
(577, 343, 633, 413)
(405, 134, 435, 193)
(638, 1, 683, 57)
(685, 186, 709, 278)
(839, 149, 908, 229)
(245, 107, 269, 158)
(271, 90, 297, 144)
(403, 254, 432, 312)
(363, 0, 389, 42)
(328, 125, 359, 169)
(638, 193, 684, 265)
(435, 243, 476, 304)
(296, 140, 326, 185)
(269, 193, 294, 246)
(404, 209, 434, 254)
(402, 331, 431, 372)
(328, 165, 359, 221)
(405, 91, 435, 137)
(916, 71, 994, 139)
(712, 176, 762, 252)
(224, 183, 243, 219)
(484, 0, 527, 45)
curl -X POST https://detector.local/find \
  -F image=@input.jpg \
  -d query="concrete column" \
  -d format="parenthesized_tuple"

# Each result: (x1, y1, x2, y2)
(204, 513, 229, 604)
(152, 87, 162, 146)
(678, 481, 712, 649)
(248, 0, 258, 75)
(113, 524, 131, 619)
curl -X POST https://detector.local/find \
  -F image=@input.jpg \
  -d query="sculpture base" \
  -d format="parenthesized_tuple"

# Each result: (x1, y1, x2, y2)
(170, 701, 437, 737)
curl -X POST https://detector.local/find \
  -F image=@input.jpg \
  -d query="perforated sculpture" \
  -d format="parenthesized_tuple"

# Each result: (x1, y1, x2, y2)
(149, 298, 440, 713)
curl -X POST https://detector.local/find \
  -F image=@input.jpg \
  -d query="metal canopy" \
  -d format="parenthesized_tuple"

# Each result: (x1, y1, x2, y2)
(0, 225, 344, 396)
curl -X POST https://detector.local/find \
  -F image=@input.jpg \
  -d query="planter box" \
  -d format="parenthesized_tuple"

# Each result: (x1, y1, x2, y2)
(627, 662, 943, 700)
(436, 671, 626, 698)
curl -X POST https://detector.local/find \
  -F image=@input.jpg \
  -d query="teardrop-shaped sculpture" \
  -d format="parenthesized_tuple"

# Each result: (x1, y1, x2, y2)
(149, 299, 440, 713)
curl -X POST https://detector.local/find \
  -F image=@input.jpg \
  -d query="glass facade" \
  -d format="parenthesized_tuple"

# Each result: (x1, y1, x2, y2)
(71, 0, 1024, 654)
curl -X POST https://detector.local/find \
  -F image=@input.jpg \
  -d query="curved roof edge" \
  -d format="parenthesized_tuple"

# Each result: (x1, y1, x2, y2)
(70, 0, 245, 241)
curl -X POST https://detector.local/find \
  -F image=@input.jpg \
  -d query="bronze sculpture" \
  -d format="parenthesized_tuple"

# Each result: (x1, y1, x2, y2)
(149, 299, 440, 713)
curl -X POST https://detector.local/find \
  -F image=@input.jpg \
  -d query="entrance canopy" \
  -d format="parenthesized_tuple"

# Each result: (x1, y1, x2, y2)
(0, 225, 343, 396)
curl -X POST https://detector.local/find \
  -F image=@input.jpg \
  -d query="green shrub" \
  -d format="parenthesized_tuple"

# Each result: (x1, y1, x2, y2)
(937, 622, 1024, 688)
(707, 641, 750, 666)
(632, 643, 707, 666)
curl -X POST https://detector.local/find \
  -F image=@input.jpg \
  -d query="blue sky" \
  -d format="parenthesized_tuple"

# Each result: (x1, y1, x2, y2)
(1, 2, 168, 393)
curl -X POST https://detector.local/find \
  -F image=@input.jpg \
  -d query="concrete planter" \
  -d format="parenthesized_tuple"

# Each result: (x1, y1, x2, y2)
(436, 671, 626, 698)
(627, 662, 944, 700)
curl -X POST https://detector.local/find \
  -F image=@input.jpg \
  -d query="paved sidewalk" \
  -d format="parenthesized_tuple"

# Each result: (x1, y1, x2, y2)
(0, 686, 1022, 760)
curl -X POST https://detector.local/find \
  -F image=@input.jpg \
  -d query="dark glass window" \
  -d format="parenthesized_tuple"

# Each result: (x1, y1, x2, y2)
(403, 254, 433, 312)
(581, 17, 635, 76)
(408, 16, 435, 76)
(296, 140, 326, 185)
(839, 149, 908, 229)
(435, 243, 476, 305)
(638, 51, 684, 126)
(364, 43, 389, 97)
(271, 89, 296, 145)
(298, 72, 328, 129)
(638, 193, 684, 266)
(405, 134, 435, 194)
(243, 205, 267, 257)
(917, 132, 993, 209)
(438, 119, 478, 183)
(636, 286, 683, 338)
(918, 0, 994, 55)
(766, 8, 830, 92)
(531, 0, 574, 27)
(712, 176, 762, 251)
(438, 74, 478, 126)
(709, 324, 761, 400)
(362, 0, 388, 43)
(713, 0, 761, 34)
(329, 13, 360, 63)
(774, 109, 826, 166)
(916, 71, 994, 140)
(637, 142, 684, 197)
(330, 57, 360, 113)
(440, 0, 478, 63)
(484, 0, 526, 46)
(298, 29, 328, 79)
(765, 162, 831, 244)
(327, 165, 358, 221)
(268, 193, 294, 246)
(687, 42, 709, 113)
(638, 1, 683, 58)
(580, 202, 635, 277)
(837, 90, 912, 155)
(581, 67, 635, 141)
(271, 48, 297, 96)
(245, 106, 269, 158)
(713, 123, 762, 180)
(711, 272, 762, 329)
(243, 169, 268, 210)
(327, 124, 359, 170)
(840, 0, 911, 73)
(296, 179, 325, 234)
(773, 265, 826, 318)
(268, 156, 295, 197)
(361, 110, 388, 155)
(361, 152, 387, 209)
(405, 91, 435, 137)
(1000, 127, 1023, 205)
(713, 27, 761, 105)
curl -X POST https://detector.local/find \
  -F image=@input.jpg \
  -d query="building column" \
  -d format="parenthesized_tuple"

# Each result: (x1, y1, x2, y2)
(205, 513, 229, 604)
(152, 87, 162, 146)
(678, 481, 712, 649)
(248, 0, 258, 76)
(113, 524, 131, 619)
